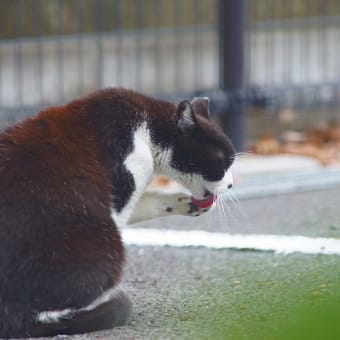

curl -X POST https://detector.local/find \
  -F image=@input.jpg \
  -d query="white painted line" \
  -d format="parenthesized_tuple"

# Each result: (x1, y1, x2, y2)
(122, 228, 340, 256)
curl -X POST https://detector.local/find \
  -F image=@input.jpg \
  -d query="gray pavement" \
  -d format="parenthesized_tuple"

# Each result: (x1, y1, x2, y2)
(35, 247, 340, 340)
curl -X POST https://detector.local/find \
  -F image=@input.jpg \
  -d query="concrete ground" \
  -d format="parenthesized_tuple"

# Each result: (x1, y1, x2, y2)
(30, 156, 340, 340)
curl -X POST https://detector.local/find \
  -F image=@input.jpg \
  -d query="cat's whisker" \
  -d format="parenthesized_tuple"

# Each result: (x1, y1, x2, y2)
(214, 189, 248, 228)
(213, 197, 222, 225)
(227, 191, 239, 205)
(222, 192, 238, 221)
(219, 201, 228, 226)
(232, 151, 252, 164)
(219, 198, 228, 221)
(220, 196, 228, 216)
(214, 196, 225, 226)
(217, 194, 230, 222)
(235, 151, 252, 158)
(226, 190, 249, 223)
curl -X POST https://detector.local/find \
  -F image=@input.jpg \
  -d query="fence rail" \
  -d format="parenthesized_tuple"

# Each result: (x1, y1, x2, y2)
(0, 25, 218, 109)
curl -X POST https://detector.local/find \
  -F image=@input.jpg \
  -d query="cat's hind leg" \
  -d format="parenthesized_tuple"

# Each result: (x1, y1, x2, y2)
(2, 219, 131, 338)
(0, 286, 131, 338)
(31, 289, 132, 337)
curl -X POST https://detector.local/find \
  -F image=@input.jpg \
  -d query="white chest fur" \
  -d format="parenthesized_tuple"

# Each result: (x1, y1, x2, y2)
(111, 122, 154, 227)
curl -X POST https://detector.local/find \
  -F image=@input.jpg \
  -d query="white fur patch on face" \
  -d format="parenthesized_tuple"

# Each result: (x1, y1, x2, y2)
(214, 170, 234, 191)
(153, 149, 202, 197)
(111, 122, 154, 227)
(153, 147, 234, 199)
(167, 168, 233, 199)
(225, 170, 234, 187)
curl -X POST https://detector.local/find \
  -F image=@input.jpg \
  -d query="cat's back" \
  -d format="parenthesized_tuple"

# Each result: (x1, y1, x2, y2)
(0, 104, 111, 240)
(0, 87, 173, 234)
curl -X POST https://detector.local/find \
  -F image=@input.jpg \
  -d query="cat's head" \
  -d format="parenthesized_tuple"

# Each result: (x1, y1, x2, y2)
(167, 97, 235, 207)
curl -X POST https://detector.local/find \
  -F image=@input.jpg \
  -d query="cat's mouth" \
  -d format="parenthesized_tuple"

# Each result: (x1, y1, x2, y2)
(191, 191, 217, 209)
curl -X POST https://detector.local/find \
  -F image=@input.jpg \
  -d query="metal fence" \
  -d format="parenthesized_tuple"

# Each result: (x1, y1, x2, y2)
(247, 1, 340, 108)
(0, 0, 219, 111)
(0, 0, 339, 145)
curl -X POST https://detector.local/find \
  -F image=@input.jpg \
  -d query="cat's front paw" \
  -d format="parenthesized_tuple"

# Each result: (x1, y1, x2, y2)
(129, 192, 213, 224)
(163, 194, 212, 217)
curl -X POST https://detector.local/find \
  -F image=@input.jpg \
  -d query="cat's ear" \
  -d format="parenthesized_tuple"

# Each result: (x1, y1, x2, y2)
(176, 100, 195, 131)
(191, 97, 210, 119)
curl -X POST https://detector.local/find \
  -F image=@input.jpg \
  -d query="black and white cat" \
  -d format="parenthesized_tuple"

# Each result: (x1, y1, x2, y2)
(0, 88, 234, 338)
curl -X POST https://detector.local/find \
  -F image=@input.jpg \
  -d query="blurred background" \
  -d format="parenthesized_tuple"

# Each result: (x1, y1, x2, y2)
(0, 0, 339, 158)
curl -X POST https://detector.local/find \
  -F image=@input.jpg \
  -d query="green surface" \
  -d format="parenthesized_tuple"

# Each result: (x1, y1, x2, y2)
(167, 252, 340, 339)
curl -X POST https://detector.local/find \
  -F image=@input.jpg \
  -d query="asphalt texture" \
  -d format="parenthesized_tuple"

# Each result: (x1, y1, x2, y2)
(25, 184, 340, 340)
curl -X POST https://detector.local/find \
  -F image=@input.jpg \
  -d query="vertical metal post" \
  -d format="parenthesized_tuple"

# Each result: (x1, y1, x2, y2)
(219, 0, 246, 151)
(95, 0, 103, 89)
(36, 0, 44, 104)
(57, 0, 64, 103)
(14, 0, 23, 107)
(76, 0, 84, 96)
